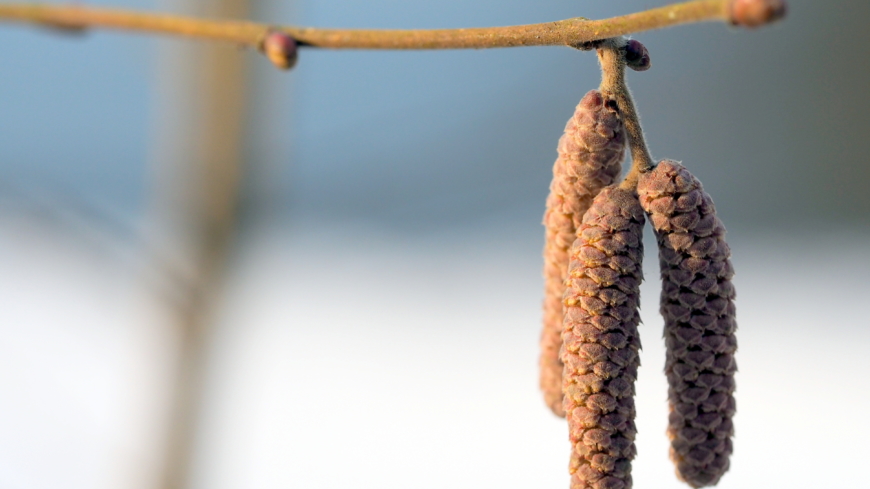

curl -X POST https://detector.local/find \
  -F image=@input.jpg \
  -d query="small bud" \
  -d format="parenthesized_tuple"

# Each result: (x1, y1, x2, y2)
(729, 0, 787, 27)
(262, 30, 298, 70)
(623, 40, 651, 72)
(540, 90, 627, 418)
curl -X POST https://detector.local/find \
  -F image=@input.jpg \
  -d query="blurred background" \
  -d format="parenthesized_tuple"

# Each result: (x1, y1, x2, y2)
(0, 0, 868, 488)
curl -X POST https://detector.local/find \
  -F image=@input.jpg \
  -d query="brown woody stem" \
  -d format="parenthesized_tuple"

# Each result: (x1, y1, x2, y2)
(597, 40, 655, 190)
(0, 1, 735, 50)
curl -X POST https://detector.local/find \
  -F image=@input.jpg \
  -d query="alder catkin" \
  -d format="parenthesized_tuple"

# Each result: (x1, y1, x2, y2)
(541, 90, 626, 417)
(562, 186, 644, 489)
(637, 160, 737, 488)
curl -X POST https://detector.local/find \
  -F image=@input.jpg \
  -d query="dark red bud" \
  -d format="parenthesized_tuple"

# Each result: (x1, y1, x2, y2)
(729, 0, 787, 27)
(262, 30, 298, 70)
(623, 40, 651, 72)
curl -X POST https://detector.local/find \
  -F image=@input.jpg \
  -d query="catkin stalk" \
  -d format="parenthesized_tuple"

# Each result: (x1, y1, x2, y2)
(541, 90, 626, 417)
(637, 160, 737, 488)
(562, 186, 644, 489)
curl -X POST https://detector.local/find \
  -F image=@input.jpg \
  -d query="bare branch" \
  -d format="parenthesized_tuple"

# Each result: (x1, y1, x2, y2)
(0, 0, 781, 53)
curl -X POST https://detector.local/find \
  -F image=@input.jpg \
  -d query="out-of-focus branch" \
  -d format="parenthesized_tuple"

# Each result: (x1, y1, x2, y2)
(0, 0, 785, 53)
(146, 0, 251, 486)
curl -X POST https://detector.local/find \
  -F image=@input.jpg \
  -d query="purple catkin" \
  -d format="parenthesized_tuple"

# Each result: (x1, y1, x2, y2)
(541, 90, 626, 417)
(637, 160, 737, 488)
(562, 187, 644, 489)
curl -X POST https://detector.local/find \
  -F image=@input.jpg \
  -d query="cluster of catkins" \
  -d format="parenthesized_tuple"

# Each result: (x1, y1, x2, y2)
(539, 49, 737, 489)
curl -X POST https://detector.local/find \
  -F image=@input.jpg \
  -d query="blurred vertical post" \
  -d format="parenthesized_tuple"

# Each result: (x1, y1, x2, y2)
(148, 0, 251, 488)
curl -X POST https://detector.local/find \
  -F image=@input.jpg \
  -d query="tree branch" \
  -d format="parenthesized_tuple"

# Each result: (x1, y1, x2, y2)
(0, 0, 780, 52)
(594, 40, 655, 191)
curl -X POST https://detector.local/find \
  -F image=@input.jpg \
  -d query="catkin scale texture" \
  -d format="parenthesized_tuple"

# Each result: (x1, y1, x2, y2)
(637, 160, 737, 488)
(562, 187, 644, 489)
(541, 90, 626, 417)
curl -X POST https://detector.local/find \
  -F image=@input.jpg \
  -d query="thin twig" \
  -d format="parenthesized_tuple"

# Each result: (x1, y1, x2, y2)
(596, 39, 655, 190)
(0, 1, 733, 50)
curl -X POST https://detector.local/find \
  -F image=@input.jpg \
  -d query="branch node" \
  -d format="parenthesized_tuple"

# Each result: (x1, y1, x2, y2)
(571, 40, 602, 51)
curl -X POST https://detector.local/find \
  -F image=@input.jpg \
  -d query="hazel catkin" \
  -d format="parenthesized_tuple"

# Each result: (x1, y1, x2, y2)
(637, 160, 737, 488)
(541, 90, 626, 417)
(562, 186, 644, 489)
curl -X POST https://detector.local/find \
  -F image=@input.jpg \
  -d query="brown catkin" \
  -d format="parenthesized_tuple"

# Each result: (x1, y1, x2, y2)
(541, 90, 626, 417)
(637, 160, 737, 488)
(562, 186, 644, 489)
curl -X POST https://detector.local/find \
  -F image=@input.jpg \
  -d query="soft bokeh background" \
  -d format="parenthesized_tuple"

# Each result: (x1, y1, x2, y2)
(1, 0, 868, 488)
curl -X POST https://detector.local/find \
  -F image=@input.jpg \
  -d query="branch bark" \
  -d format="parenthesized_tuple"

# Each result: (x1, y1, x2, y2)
(595, 40, 655, 191)
(0, 0, 744, 51)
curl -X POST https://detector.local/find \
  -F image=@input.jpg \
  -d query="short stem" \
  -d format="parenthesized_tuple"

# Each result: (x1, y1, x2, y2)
(597, 40, 655, 190)
(0, 1, 733, 50)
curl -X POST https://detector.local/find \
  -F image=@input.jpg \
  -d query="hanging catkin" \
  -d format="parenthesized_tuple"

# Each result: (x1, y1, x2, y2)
(562, 186, 644, 489)
(541, 90, 626, 417)
(637, 160, 737, 488)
